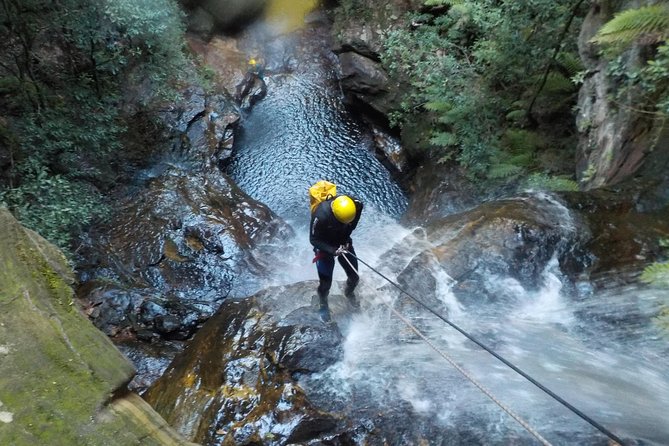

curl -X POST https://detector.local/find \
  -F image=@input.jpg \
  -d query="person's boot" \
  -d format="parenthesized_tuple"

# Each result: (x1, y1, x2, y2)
(318, 290, 331, 322)
(344, 278, 360, 310)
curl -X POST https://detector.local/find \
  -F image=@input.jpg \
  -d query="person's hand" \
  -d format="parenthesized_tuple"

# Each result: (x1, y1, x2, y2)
(335, 245, 348, 256)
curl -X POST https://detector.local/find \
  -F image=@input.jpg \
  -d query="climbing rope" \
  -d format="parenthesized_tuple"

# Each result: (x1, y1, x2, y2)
(339, 250, 625, 446)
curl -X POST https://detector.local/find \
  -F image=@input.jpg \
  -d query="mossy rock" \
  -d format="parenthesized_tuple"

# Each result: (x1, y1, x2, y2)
(0, 209, 197, 446)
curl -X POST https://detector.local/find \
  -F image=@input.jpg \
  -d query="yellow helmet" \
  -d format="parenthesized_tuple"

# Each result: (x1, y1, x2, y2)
(249, 58, 257, 66)
(331, 196, 356, 223)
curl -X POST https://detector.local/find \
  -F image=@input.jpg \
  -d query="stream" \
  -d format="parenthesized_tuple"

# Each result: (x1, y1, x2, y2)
(224, 7, 669, 446)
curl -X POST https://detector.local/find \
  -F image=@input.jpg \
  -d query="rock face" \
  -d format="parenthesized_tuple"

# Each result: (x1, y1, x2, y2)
(187, 0, 268, 32)
(0, 209, 197, 446)
(332, 0, 421, 117)
(77, 76, 291, 343)
(77, 168, 293, 341)
(575, 0, 669, 190)
(392, 190, 669, 310)
(144, 282, 346, 445)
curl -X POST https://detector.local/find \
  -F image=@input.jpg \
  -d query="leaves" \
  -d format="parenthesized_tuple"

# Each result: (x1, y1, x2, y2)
(381, 0, 585, 181)
(641, 262, 669, 287)
(592, 5, 669, 47)
(0, 0, 191, 250)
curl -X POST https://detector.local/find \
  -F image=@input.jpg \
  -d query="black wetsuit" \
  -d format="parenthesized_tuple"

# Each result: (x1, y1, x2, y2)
(309, 197, 363, 299)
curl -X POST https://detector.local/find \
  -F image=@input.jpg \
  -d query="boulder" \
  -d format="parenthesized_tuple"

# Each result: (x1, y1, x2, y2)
(0, 209, 197, 446)
(394, 190, 669, 309)
(337, 51, 399, 116)
(387, 194, 583, 308)
(144, 282, 346, 445)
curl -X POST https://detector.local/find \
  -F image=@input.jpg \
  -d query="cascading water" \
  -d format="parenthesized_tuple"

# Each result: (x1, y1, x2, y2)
(226, 9, 669, 446)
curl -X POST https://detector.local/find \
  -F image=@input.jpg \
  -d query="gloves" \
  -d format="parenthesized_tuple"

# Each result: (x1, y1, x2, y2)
(335, 245, 348, 256)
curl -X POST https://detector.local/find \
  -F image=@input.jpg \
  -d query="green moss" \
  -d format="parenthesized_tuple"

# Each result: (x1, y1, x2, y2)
(0, 210, 196, 445)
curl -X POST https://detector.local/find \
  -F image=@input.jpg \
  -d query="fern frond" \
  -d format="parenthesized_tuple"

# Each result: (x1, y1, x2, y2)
(641, 261, 669, 286)
(430, 131, 458, 146)
(542, 72, 577, 93)
(487, 163, 523, 179)
(424, 101, 453, 112)
(556, 52, 584, 78)
(592, 5, 669, 46)
(507, 152, 534, 167)
(520, 173, 579, 192)
(501, 128, 544, 153)
(505, 109, 526, 122)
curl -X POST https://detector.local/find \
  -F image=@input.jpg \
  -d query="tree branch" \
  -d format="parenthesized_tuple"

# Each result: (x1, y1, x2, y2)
(526, 0, 586, 122)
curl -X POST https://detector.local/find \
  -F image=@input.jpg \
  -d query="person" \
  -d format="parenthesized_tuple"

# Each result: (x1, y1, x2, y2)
(309, 194, 364, 322)
(247, 57, 265, 80)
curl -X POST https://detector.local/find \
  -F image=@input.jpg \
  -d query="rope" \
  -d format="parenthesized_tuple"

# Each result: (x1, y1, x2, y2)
(338, 250, 625, 446)
(339, 253, 551, 445)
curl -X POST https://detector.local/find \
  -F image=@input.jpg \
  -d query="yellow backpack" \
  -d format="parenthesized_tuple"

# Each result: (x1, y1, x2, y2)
(309, 180, 337, 213)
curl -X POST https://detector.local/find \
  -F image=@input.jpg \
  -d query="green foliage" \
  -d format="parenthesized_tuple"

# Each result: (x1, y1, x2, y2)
(0, 0, 190, 249)
(592, 5, 669, 48)
(519, 173, 579, 192)
(641, 261, 669, 287)
(0, 160, 108, 249)
(381, 0, 586, 181)
(592, 5, 669, 117)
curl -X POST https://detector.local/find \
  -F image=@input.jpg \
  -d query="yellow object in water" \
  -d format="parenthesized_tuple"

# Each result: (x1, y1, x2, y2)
(309, 180, 337, 213)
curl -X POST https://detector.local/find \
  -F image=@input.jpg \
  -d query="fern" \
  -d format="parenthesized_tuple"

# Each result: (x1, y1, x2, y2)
(541, 72, 577, 93)
(501, 128, 544, 153)
(505, 109, 526, 122)
(430, 131, 458, 146)
(424, 101, 453, 112)
(592, 5, 669, 46)
(520, 173, 579, 192)
(556, 52, 583, 77)
(641, 262, 669, 287)
(425, 0, 463, 6)
(487, 163, 523, 179)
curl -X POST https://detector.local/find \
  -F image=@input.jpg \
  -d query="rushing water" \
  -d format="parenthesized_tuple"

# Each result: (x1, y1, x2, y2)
(226, 11, 669, 446)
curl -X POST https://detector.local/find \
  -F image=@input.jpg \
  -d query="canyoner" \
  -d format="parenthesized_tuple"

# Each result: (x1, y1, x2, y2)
(308, 180, 364, 322)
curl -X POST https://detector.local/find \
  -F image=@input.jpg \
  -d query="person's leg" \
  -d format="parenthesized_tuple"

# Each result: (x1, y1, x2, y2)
(316, 250, 335, 321)
(338, 245, 360, 308)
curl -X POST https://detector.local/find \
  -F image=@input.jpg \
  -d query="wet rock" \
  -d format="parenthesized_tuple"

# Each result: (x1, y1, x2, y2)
(337, 51, 399, 117)
(402, 163, 485, 224)
(236, 72, 268, 110)
(392, 194, 583, 306)
(396, 189, 669, 309)
(159, 88, 241, 168)
(558, 189, 669, 288)
(144, 282, 345, 445)
(370, 123, 408, 173)
(77, 168, 294, 342)
(0, 209, 195, 445)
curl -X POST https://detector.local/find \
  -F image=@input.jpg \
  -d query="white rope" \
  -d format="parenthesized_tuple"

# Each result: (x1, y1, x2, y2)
(338, 252, 553, 446)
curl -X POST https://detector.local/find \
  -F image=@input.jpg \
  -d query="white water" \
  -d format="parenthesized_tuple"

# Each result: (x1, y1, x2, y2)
(256, 206, 669, 444)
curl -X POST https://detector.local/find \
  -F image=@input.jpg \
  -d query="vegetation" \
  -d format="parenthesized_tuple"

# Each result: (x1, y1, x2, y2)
(0, 0, 190, 250)
(592, 4, 669, 116)
(380, 0, 588, 188)
(641, 238, 669, 289)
